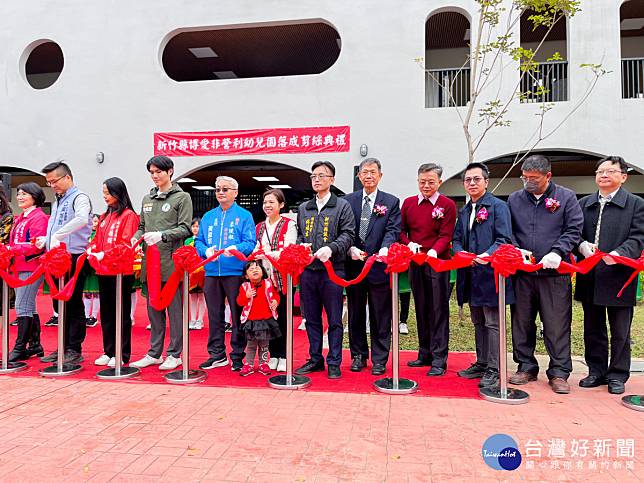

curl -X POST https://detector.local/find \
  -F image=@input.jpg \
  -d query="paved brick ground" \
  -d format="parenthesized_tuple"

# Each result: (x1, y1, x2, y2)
(0, 371, 642, 482)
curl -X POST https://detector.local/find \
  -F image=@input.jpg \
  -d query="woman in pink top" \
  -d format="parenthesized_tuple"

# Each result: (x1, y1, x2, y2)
(8, 182, 48, 362)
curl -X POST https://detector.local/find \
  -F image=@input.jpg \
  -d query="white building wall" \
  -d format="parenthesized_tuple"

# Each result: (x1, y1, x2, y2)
(0, 0, 642, 207)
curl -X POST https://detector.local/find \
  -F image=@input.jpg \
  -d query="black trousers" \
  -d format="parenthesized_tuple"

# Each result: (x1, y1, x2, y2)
(409, 262, 450, 368)
(347, 279, 392, 365)
(268, 292, 291, 359)
(63, 254, 88, 354)
(98, 274, 134, 363)
(203, 276, 245, 363)
(511, 274, 572, 380)
(582, 303, 633, 382)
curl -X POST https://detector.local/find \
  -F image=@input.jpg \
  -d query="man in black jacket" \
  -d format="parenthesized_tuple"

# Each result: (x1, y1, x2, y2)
(507, 155, 583, 394)
(345, 158, 401, 375)
(295, 161, 355, 379)
(575, 156, 644, 395)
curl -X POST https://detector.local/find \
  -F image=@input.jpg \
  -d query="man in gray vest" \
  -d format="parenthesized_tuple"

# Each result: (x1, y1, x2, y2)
(37, 161, 92, 364)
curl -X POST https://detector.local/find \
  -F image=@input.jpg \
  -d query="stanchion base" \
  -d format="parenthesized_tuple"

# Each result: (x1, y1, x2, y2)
(97, 366, 140, 380)
(622, 395, 644, 412)
(164, 369, 207, 384)
(268, 374, 311, 390)
(479, 385, 530, 404)
(39, 363, 82, 377)
(374, 377, 418, 394)
(0, 361, 29, 374)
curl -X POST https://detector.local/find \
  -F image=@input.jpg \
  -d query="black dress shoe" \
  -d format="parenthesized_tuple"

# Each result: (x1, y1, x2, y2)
(407, 358, 431, 367)
(457, 362, 487, 379)
(295, 359, 325, 375)
(579, 375, 607, 388)
(426, 366, 446, 376)
(371, 363, 386, 375)
(350, 356, 367, 372)
(327, 365, 341, 379)
(478, 370, 499, 388)
(608, 380, 625, 395)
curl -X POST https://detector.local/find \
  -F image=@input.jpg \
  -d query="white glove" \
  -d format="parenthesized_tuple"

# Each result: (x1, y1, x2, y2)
(35, 236, 46, 249)
(427, 249, 438, 258)
(579, 241, 596, 258)
(519, 248, 533, 264)
(349, 246, 364, 261)
(475, 252, 490, 265)
(143, 231, 163, 245)
(130, 236, 139, 247)
(407, 242, 422, 254)
(603, 250, 619, 266)
(92, 251, 105, 261)
(539, 252, 562, 269)
(223, 245, 237, 257)
(314, 246, 333, 262)
(50, 236, 61, 249)
(378, 246, 389, 257)
(205, 247, 215, 258)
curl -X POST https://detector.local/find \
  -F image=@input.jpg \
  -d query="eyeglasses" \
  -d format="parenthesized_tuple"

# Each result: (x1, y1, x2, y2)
(46, 175, 67, 187)
(519, 175, 543, 183)
(215, 187, 236, 193)
(463, 176, 484, 184)
(359, 170, 379, 177)
(310, 174, 333, 180)
(418, 180, 438, 186)
(595, 169, 624, 176)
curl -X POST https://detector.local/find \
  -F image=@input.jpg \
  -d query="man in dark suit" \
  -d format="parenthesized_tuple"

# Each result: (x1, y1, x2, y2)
(575, 156, 644, 395)
(452, 163, 514, 388)
(345, 158, 401, 375)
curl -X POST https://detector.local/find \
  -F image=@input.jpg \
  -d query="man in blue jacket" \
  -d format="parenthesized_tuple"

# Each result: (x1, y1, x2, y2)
(345, 158, 401, 375)
(196, 176, 256, 371)
(507, 155, 583, 394)
(453, 162, 514, 388)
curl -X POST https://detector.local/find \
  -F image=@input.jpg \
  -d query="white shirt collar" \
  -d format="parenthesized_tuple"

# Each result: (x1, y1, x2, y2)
(22, 206, 37, 217)
(599, 188, 620, 201)
(316, 191, 332, 211)
(417, 192, 440, 205)
(362, 189, 378, 205)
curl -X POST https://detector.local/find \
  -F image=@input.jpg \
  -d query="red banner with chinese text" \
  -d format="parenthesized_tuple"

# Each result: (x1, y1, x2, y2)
(153, 126, 350, 157)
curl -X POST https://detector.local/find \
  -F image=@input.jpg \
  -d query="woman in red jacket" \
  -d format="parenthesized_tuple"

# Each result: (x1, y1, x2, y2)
(8, 182, 48, 361)
(87, 178, 140, 367)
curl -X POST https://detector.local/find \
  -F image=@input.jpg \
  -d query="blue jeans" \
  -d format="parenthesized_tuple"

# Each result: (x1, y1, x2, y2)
(299, 269, 344, 366)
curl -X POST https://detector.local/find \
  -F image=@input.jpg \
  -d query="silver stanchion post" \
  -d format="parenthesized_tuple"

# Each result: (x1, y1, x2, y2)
(165, 271, 206, 384)
(40, 275, 82, 377)
(269, 274, 311, 389)
(0, 279, 27, 374)
(479, 274, 529, 404)
(374, 272, 417, 394)
(98, 274, 140, 379)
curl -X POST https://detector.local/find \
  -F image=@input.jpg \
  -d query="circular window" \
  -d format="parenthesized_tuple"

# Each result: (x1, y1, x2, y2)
(24, 41, 64, 89)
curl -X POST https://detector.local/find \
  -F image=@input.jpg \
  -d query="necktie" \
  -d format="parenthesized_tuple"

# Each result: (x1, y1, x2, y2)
(594, 195, 611, 246)
(359, 195, 371, 241)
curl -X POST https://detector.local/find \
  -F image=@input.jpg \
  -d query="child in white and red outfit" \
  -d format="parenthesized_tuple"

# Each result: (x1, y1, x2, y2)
(236, 261, 281, 376)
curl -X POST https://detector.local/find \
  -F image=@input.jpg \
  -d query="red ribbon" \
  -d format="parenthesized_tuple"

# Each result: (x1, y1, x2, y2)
(426, 251, 478, 272)
(323, 255, 380, 288)
(88, 243, 136, 276)
(384, 243, 426, 274)
(608, 251, 644, 297)
(487, 245, 542, 291)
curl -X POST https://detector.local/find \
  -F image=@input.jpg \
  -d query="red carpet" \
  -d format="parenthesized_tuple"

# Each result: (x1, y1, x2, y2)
(2, 293, 481, 398)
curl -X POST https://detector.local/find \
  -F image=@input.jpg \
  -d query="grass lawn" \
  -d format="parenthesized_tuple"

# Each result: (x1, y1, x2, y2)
(393, 294, 644, 358)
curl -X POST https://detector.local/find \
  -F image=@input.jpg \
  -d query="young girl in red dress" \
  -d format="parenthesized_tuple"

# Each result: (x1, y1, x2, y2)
(236, 261, 281, 376)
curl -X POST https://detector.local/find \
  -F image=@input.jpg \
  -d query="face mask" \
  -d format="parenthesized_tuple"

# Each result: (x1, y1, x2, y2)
(523, 179, 540, 193)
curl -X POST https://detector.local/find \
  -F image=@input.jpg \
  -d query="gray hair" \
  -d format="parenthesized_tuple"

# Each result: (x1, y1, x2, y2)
(215, 176, 239, 190)
(521, 155, 551, 174)
(418, 163, 443, 178)
(359, 158, 382, 172)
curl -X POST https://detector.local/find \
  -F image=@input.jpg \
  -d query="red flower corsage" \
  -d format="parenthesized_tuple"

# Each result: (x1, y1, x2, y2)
(545, 198, 560, 213)
(475, 207, 489, 223)
(373, 204, 387, 217)
(432, 206, 445, 220)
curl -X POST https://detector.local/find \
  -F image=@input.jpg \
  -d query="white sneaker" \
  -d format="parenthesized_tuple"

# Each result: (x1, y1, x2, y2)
(94, 354, 110, 366)
(189, 320, 197, 330)
(276, 358, 286, 372)
(107, 357, 116, 368)
(399, 323, 409, 334)
(298, 319, 306, 330)
(159, 355, 182, 370)
(268, 357, 279, 370)
(194, 320, 203, 329)
(130, 354, 164, 368)
(146, 323, 151, 330)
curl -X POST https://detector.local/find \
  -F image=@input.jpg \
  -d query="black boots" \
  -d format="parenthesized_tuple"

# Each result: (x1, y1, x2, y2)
(27, 313, 44, 358)
(8, 316, 32, 362)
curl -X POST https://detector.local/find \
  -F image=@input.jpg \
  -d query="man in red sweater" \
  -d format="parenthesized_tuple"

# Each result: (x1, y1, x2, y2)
(400, 163, 456, 376)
